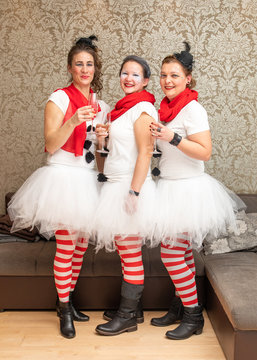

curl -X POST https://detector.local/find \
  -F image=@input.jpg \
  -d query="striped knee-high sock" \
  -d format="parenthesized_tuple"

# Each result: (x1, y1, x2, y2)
(115, 235, 144, 285)
(70, 237, 88, 292)
(54, 230, 76, 303)
(115, 245, 124, 275)
(174, 238, 196, 297)
(161, 236, 198, 307)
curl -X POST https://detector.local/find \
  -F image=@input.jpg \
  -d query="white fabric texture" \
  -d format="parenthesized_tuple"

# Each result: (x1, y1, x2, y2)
(94, 102, 158, 251)
(8, 90, 110, 240)
(157, 101, 209, 180)
(154, 101, 241, 250)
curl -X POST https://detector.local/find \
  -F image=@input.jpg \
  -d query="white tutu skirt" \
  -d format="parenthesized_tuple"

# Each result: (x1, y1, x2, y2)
(94, 178, 156, 251)
(154, 173, 244, 250)
(8, 164, 99, 240)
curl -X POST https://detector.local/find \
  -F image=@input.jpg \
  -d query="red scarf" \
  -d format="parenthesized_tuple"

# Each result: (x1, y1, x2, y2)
(159, 88, 198, 123)
(110, 90, 155, 121)
(59, 83, 101, 156)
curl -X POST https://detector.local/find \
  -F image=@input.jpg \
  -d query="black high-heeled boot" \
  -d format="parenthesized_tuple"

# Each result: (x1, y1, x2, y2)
(96, 280, 144, 336)
(103, 298, 144, 324)
(151, 296, 183, 327)
(69, 292, 89, 322)
(56, 301, 75, 339)
(166, 305, 204, 340)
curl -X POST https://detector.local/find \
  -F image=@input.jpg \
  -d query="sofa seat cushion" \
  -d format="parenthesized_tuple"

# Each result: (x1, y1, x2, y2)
(0, 241, 205, 277)
(203, 251, 257, 330)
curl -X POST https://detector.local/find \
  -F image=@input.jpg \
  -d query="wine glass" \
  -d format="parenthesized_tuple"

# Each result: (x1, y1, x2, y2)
(88, 93, 98, 133)
(150, 112, 162, 156)
(96, 112, 111, 154)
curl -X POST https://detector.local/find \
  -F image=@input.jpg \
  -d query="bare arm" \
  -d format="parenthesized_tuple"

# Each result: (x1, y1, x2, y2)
(150, 122, 212, 161)
(44, 101, 94, 155)
(130, 112, 154, 192)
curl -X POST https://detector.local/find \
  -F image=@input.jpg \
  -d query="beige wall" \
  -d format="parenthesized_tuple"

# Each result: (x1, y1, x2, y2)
(1, 0, 257, 213)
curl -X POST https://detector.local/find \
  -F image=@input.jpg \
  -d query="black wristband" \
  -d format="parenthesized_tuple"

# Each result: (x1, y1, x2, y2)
(129, 189, 140, 196)
(169, 132, 182, 146)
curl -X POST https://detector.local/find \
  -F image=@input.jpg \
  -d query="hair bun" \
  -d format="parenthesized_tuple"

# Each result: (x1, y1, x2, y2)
(76, 35, 98, 50)
(173, 41, 194, 71)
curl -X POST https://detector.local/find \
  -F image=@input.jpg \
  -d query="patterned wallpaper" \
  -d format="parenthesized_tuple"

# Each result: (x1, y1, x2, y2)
(0, 0, 257, 213)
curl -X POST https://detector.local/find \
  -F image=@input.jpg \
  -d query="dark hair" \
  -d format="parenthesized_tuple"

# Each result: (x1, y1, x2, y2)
(67, 35, 103, 93)
(119, 55, 151, 79)
(162, 42, 196, 89)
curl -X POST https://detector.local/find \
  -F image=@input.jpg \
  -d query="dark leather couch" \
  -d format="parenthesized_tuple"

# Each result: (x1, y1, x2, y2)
(0, 193, 256, 360)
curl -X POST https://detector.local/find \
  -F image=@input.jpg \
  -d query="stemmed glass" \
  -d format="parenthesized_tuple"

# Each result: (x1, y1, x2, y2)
(150, 112, 162, 156)
(96, 112, 111, 154)
(88, 93, 98, 134)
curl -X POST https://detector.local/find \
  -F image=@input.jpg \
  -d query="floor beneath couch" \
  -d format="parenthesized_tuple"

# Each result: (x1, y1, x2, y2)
(0, 310, 225, 360)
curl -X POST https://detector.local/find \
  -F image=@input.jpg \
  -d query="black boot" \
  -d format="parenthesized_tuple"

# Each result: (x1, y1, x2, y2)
(95, 280, 144, 336)
(103, 298, 144, 324)
(151, 296, 183, 327)
(69, 292, 89, 322)
(56, 301, 75, 339)
(166, 305, 204, 340)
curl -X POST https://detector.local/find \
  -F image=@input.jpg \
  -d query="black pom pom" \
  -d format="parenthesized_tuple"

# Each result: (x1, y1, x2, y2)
(97, 173, 108, 182)
(152, 167, 160, 177)
(84, 140, 92, 150)
(85, 151, 95, 163)
(87, 125, 95, 132)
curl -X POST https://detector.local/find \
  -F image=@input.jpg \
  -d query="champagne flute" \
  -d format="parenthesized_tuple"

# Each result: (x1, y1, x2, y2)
(96, 112, 111, 154)
(150, 112, 162, 156)
(88, 93, 98, 134)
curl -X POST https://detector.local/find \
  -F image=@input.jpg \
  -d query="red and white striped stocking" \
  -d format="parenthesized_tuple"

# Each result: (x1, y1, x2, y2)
(161, 235, 198, 307)
(115, 235, 144, 285)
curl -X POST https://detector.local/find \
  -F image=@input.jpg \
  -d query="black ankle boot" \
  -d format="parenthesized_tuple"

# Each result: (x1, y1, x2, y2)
(69, 292, 89, 322)
(96, 280, 144, 336)
(103, 299, 144, 324)
(166, 305, 204, 340)
(56, 301, 75, 339)
(151, 296, 183, 327)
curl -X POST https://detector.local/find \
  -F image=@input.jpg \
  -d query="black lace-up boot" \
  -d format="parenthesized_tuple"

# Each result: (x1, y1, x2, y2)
(151, 296, 183, 327)
(96, 280, 144, 336)
(56, 301, 75, 339)
(166, 305, 204, 340)
(69, 292, 89, 322)
(103, 298, 144, 324)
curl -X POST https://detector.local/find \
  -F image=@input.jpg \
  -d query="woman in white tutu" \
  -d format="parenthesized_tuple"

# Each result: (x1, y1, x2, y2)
(149, 42, 242, 340)
(94, 55, 158, 336)
(8, 36, 109, 338)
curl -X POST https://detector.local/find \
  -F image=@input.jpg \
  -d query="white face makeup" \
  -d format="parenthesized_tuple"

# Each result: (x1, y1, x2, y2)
(120, 71, 142, 83)
(120, 61, 149, 95)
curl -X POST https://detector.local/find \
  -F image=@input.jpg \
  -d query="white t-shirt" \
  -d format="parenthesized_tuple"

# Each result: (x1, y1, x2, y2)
(104, 101, 158, 182)
(46, 89, 110, 168)
(158, 100, 210, 180)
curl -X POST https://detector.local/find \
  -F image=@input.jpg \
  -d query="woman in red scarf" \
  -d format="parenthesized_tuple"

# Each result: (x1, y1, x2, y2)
(150, 43, 244, 340)
(8, 36, 110, 338)
(94, 55, 158, 336)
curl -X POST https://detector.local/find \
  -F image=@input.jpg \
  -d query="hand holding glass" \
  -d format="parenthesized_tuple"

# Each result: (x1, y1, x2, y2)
(96, 112, 111, 154)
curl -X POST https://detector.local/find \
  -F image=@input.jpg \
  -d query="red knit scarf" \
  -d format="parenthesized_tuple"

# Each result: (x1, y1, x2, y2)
(60, 83, 101, 156)
(159, 88, 198, 123)
(110, 90, 156, 121)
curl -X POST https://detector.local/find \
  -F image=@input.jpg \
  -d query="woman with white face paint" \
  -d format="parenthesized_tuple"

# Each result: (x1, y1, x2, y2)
(94, 55, 158, 336)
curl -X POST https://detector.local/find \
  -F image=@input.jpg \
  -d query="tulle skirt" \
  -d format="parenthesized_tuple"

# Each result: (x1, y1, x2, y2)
(153, 173, 244, 250)
(94, 177, 156, 251)
(8, 163, 99, 240)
